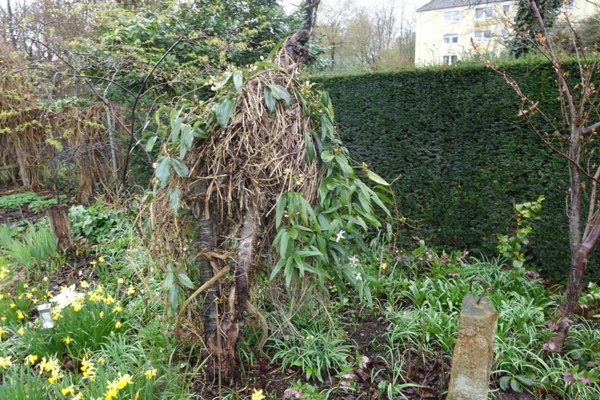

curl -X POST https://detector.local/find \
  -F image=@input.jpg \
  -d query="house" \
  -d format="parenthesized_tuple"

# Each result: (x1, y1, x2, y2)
(415, 0, 598, 66)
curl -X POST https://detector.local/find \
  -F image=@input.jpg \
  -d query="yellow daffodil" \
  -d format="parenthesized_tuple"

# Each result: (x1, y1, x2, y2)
(17, 326, 24, 335)
(43, 276, 48, 282)
(61, 385, 75, 395)
(113, 305, 122, 313)
(9, 303, 15, 308)
(73, 393, 84, 400)
(115, 321, 122, 329)
(117, 278, 124, 284)
(98, 256, 105, 263)
(251, 388, 266, 400)
(25, 354, 38, 365)
(0, 327, 4, 337)
(17, 310, 24, 319)
(80, 281, 89, 289)
(63, 337, 72, 345)
(0, 356, 12, 369)
(90, 260, 97, 267)
(126, 285, 136, 295)
(97, 357, 105, 365)
(117, 373, 133, 389)
(381, 262, 387, 270)
(144, 368, 157, 379)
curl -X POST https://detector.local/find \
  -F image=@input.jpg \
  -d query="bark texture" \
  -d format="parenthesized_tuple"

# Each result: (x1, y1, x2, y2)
(47, 204, 74, 251)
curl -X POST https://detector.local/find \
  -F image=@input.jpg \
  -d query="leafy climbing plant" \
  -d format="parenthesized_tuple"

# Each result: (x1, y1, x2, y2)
(497, 195, 545, 270)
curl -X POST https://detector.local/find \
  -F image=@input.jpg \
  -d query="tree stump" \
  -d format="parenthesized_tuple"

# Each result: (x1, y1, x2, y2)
(47, 205, 74, 251)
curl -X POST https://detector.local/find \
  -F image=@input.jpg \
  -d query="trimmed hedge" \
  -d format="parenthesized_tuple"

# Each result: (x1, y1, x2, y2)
(313, 60, 599, 282)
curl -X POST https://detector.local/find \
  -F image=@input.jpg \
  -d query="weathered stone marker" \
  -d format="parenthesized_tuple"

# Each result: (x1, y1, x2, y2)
(447, 282, 498, 400)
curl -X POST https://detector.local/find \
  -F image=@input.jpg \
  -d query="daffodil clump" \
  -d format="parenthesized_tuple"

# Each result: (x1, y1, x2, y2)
(0, 265, 165, 400)
(0, 350, 160, 399)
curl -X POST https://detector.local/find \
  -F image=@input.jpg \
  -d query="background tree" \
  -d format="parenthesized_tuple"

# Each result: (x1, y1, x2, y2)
(509, 0, 562, 57)
(313, 0, 415, 71)
(492, 0, 600, 350)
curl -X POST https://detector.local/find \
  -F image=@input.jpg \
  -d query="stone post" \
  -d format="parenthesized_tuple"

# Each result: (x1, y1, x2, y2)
(448, 294, 498, 400)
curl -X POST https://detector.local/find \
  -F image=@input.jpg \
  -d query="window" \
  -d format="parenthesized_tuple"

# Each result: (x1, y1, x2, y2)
(444, 10, 460, 22)
(502, 5, 511, 14)
(475, 6, 493, 20)
(474, 30, 492, 43)
(443, 33, 459, 44)
(442, 55, 458, 65)
(561, 0, 574, 10)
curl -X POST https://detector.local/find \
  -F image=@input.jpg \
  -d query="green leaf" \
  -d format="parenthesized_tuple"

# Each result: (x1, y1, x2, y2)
(365, 169, 390, 186)
(214, 72, 232, 91)
(515, 376, 534, 387)
(254, 61, 286, 72)
(168, 188, 181, 214)
(233, 71, 243, 94)
(145, 136, 158, 152)
(510, 378, 521, 392)
(163, 270, 174, 291)
(264, 86, 276, 114)
(276, 194, 287, 228)
(156, 156, 171, 188)
(279, 230, 290, 258)
(216, 96, 236, 129)
(171, 117, 182, 145)
(304, 130, 315, 163)
(179, 125, 193, 159)
(270, 259, 285, 281)
(321, 150, 334, 163)
(268, 84, 291, 106)
(178, 273, 195, 289)
(320, 114, 334, 140)
(171, 158, 189, 178)
(267, 37, 286, 60)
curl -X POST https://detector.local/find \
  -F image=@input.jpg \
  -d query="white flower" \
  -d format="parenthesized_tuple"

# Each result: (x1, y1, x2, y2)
(335, 230, 345, 243)
(355, 273, 362, 281)
(347, 255, 359, 266)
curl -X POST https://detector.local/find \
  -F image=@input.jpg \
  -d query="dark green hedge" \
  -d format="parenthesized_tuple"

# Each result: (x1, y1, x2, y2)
(313, 60, 599, 282)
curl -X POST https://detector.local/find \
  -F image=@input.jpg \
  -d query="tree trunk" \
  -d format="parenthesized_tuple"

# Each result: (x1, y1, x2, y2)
(202, 204, 260, 384)
(553, 251, 586, 350)
(15, 146, 30, 190)
(189, 181, 220, 377)
(47, 205, 74, 251)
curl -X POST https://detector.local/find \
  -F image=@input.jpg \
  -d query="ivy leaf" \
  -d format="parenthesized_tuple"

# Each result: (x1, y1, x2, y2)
(171, 158, 189, 178)
(216, 96, 236, 129)
(155, 156, 171, 188)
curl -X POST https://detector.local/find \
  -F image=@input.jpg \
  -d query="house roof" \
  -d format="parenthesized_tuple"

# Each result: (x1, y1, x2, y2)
(416, 0, 510, 12)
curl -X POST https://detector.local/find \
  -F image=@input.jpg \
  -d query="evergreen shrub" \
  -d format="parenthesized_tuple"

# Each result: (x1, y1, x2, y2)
(314, 60, 599, 281)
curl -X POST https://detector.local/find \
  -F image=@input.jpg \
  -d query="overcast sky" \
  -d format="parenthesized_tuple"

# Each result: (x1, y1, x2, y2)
(280, 0, 432, 25)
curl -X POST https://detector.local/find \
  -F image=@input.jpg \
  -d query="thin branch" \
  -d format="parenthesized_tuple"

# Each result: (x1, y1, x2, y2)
(121, 36, 184, 187)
